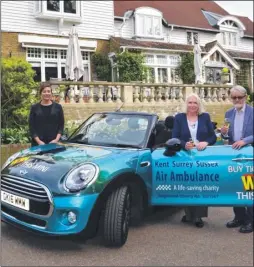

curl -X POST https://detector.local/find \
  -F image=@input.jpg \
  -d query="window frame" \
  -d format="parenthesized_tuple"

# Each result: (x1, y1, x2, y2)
(26, 47, 90, 82)
(35, 0, 82, 22)
(187, 31, 199, 45)
(135, 13, 162, 38)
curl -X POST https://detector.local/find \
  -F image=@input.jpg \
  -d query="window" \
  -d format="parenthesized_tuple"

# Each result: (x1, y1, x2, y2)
(44, 49, 57, 59)
(187, 32, 199, 45)
(81, 51, 89, 61)
(144, 54, 181, 83)
(157, 55, 167, 65)
(26, 48, 91, 82)
(136, 14, 162, 38)
(27, 48, 41, 58)
(145, 55, 154, 64)
(222, 32, 237, 46)
(35, 0, 81, 21)
(46, 0, 76, 14)
(60, 50, 67, 59)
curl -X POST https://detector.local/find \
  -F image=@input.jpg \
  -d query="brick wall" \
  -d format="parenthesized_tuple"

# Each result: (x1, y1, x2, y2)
(1, 32, 26, 58)
(62, 103, 232, 126)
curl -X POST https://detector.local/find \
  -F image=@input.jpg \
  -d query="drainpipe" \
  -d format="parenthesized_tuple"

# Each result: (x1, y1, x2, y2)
(58, 18, 64, 35)
(168, 24, 174, 42)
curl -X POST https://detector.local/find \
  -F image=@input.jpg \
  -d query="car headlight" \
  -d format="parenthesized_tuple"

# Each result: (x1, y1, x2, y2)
(1, 152, 21, 170)
(64, 163, 99, 192)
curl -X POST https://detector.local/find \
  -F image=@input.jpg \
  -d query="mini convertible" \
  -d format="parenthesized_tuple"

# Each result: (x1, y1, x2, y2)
(1, 112, 253, 246)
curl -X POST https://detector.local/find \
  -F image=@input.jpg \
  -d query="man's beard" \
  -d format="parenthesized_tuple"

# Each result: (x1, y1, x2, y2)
(234, 103, 243, 109)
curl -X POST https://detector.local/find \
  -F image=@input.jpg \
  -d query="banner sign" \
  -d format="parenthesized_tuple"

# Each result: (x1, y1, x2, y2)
(152, 150, 253, 207)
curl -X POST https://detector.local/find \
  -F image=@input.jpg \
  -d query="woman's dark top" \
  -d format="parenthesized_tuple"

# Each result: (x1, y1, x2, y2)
(172, 112, 216, 149)
(29, 102, 64, 146)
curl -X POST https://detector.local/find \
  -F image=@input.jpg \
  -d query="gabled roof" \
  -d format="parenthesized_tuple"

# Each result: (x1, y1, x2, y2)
(114, 1, 253, 36)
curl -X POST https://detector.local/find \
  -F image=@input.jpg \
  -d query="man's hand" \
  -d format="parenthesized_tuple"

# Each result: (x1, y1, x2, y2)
(221, 125, 228, 135)
(232, 140, 246, 150)
(196, 141, 208, 151)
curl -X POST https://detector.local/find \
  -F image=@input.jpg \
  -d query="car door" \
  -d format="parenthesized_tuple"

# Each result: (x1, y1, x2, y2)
(151, 145, 253, 207)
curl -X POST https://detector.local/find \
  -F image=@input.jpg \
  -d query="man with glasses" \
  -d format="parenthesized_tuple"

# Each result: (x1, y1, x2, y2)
(221, 85, 253, 233)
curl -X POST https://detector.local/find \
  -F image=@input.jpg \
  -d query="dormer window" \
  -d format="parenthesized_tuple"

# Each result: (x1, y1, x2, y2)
(217, 16, 246, 48)
(135, 7, 162, 38)
(222, 32, 237, 46)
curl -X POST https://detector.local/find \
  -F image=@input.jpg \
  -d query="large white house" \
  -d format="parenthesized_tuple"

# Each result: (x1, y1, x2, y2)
(112, 1, 253, 89)
(1, 0, 114, 82)
(1, 1, 253, 90)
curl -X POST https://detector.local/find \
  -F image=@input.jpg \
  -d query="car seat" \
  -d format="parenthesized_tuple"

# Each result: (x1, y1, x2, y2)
(117, 117, 145, 144)
(154, 116, 174, 146)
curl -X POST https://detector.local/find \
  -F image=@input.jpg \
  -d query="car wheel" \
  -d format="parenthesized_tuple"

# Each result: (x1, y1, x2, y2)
(103, 186, 131, 247)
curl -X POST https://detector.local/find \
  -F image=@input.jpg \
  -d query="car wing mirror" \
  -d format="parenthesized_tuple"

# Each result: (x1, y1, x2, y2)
(163, 138, 182, 157)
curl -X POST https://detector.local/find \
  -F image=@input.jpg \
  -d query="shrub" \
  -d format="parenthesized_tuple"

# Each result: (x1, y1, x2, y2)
(1, 57, 37, 128)
(1, 127, 30, 144)
(116, 51, 148, 82)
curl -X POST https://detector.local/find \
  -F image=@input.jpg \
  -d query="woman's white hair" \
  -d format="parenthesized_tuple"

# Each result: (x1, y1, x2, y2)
(183, 93, 205, 115)
(230, 85, 247, 95)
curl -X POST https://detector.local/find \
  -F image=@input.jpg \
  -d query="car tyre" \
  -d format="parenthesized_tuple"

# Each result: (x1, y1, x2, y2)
(103, 186, 131, 247)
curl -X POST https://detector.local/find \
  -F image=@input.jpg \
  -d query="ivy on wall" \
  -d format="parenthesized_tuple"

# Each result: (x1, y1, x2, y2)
(116, 51, 148, 82)
(177, 52, 195, 84)
(91, 53, 112, 81)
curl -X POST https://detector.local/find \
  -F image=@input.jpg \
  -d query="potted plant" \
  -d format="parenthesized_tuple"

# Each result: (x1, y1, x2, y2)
(221, 67, 230, 84)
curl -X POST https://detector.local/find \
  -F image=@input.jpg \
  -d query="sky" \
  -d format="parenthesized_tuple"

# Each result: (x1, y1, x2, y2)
(215, 1, 253, 21)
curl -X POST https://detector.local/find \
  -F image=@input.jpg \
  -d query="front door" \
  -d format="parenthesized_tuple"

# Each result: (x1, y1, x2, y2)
(151, 145, 253, 206)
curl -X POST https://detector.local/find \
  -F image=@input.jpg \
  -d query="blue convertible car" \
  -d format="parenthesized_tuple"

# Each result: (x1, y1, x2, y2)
(1, 112, 253, 247)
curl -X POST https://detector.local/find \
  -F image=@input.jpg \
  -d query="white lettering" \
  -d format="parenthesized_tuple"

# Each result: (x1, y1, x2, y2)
(246, 166, 253, 172)
(236, 192, 254, 200)
(228, 165, 243, 173)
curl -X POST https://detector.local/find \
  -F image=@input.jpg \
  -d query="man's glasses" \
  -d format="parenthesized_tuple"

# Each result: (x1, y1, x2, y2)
(231, 95, 246, 100)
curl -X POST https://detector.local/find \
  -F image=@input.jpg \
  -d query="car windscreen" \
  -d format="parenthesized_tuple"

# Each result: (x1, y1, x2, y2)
(68, 113, 151, 148)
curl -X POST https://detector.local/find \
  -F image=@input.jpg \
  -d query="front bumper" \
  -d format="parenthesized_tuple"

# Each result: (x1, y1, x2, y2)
(1, 193, 99, 235)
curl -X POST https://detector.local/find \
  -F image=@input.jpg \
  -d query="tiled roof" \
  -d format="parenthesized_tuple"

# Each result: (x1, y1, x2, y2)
(226, 50, 254, 60)
(114, 1, 253, 36)
(111, 37, 197, 52)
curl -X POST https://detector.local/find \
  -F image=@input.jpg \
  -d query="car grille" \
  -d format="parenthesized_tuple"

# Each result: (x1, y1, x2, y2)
(2, 205, 46, 228)
(1, 175, 52, 216)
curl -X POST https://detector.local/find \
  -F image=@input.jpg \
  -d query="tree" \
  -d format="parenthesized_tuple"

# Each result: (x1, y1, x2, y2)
(177, 52, 195, 84)
(1, 57, 37, 128)
(116, 51, 148, 82)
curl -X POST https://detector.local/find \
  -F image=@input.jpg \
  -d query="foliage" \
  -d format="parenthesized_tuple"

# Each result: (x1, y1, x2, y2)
(91, 53, 111, 81)
(177, 53, 195, 84)
(222, 67, 229, 74)
(1, 127, 30, 144)
(240, 83, 254, 104)
(1, 57, 38, 128)
(116, 51, 148, 82)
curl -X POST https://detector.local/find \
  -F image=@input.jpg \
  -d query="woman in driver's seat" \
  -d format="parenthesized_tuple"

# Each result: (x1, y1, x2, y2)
(172, 93, 216, 228)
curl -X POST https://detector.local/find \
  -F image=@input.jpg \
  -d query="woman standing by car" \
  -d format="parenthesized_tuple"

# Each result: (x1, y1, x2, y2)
(29, 82, 64, 146)
(172, 93, 216, 228)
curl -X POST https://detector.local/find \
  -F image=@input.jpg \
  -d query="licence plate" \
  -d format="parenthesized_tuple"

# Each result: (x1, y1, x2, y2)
(1, 190, 30, 211)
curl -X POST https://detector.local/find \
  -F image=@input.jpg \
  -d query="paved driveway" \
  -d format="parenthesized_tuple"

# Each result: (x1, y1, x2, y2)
(1, 207, 253, 266)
